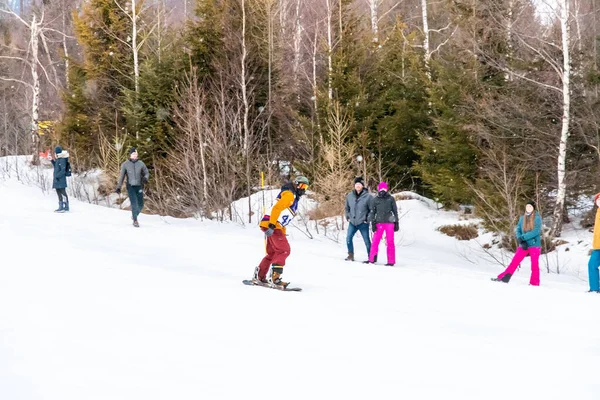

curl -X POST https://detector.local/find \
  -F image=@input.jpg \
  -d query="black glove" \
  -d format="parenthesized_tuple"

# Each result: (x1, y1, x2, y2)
(371, 222, 377, 232)
(142, 177, 149, 185)
(520, 240, 529, 250)
(265, 223, 276, 237)
(115, 188, 121, 195)
(394, 222, 399, 232)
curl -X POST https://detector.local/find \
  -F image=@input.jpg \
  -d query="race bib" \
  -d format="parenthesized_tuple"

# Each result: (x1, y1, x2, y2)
(277, 207, 296, 227)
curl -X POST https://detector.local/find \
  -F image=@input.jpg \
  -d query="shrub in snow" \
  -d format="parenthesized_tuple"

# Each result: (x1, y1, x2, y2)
(437, 224, 479, 240)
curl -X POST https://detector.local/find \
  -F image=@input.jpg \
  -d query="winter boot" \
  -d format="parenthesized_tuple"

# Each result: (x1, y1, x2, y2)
(63, 201, 70, 212)
(345, 252, 354, 261)
(363, 255, 377, 264)
(133, 219, 140, 228)
(252, 267, 267, 284)
(54, 202, 64, 213)
(385, 263, 395, 267)
(269, 266, 289, 288)
(491, 273, 512, 283)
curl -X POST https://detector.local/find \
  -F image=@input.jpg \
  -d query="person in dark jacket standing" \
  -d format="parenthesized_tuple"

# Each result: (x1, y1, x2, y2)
(344, 177, 372, 261)
(115, 148, 149, 227)
(49, 146, 71, 213)
(367, 182, 399, 266)
(492, 201, 542, 286)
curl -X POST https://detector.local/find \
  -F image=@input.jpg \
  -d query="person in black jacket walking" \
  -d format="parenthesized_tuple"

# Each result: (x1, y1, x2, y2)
(49, 146, 71, 213)
(115, 148, 149, 227)
(344, 177, 372, 261)
(367, 182, 398, 266)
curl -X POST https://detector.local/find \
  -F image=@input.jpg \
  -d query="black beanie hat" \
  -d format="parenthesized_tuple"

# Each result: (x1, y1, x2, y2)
(354, 177, 365, 186)
(129, 147, 137, 155)
(526, 200, 536, 210)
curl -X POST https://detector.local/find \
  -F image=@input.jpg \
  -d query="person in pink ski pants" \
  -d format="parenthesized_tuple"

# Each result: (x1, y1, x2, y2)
(492, 201, 542, 286)
(366, 182, 399, 266)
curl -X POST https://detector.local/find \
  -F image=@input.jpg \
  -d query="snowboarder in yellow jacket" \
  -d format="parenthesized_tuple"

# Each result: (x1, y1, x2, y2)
(253, 176, 309, 288)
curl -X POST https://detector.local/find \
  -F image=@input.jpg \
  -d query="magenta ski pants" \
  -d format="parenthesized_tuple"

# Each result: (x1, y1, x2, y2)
(497, 247, 541, 286)
(369, 223, 395, 264)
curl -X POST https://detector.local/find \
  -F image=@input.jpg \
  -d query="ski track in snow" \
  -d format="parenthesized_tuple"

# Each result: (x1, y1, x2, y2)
(0, 159, 599, 399)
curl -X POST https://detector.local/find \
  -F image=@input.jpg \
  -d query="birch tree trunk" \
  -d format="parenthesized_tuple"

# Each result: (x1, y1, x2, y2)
(505, 0, 513, 81)
(369, 0, 378, 43)
(267, 0, 274, 151)
(194, 89, 208, 208)
(279, 0, 288, 34)
(131, 0, 140, 96)
(326, 0, 333, 101)
(338, 0, 342, 45)
(312, 22, 322, 143)
(292, 0, 302, 102)
(594, 0, 598, 99)
(550, 0, 571, 237)
(421, 0, 431, 80)
(62, 0, 69, 86)
(240, 0, 252, 223)
(30, 14, 41, 164)
(2, 91, 7, 154)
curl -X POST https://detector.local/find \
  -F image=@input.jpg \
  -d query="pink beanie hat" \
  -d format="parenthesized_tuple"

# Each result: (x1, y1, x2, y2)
(377, 182, 388, 191)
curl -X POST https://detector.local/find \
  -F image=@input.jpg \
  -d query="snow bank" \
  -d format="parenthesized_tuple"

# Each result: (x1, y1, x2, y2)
(0, 155, 130, 210)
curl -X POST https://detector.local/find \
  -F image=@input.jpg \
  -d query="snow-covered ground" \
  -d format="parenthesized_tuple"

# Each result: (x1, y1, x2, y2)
(1, 157, 599, 399)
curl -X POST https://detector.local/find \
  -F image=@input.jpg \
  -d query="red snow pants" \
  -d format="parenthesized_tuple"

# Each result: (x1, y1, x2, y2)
(258, 229, 291, 280)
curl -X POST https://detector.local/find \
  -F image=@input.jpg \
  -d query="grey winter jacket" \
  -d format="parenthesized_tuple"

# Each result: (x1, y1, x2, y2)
(52, 151, 70, 190)
(345, 189, 372, 226)
(368, 191, 399, 224)
(117, 159, 149, 188)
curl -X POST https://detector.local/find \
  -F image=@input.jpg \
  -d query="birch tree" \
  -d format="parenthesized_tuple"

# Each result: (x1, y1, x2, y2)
(326, 0, 333, 101)
(467, 0, 573, 237)
(0, 6, 61, 163)
(551, 0, 571, 237)
(368, 0, 379, 42)
(292, 0, 303, 100)
(112, 0, 160, 96)
(421, 0, 430, 79)
(240, 0, 253, 222)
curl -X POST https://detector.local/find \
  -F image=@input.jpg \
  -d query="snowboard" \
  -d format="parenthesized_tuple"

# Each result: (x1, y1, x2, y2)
(242, 279, 302, 292)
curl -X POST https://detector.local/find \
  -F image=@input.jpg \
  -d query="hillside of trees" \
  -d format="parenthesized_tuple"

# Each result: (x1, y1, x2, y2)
(1, 0, 599, 242)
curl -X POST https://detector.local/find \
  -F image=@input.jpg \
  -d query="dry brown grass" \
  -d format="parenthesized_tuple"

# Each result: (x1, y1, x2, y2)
(96, 172, 116, 197)
(437, 224, 479, 240)
(393, 193, 413, 201)
(580, 207, 596, 229)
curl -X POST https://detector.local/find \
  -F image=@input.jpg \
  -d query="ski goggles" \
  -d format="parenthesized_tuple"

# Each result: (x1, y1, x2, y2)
(297, 182, 309, 190)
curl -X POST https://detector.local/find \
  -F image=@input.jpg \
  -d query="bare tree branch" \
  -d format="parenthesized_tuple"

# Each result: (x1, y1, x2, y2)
(0, 76, 34, 89)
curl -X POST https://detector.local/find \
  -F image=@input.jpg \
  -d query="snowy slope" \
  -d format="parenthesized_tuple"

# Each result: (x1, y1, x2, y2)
(0, 158, 599, 400)
(0, 156, 130, 210)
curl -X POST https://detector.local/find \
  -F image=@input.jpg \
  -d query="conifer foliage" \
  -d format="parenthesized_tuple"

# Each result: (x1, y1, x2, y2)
(0, 0, 597, 237)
